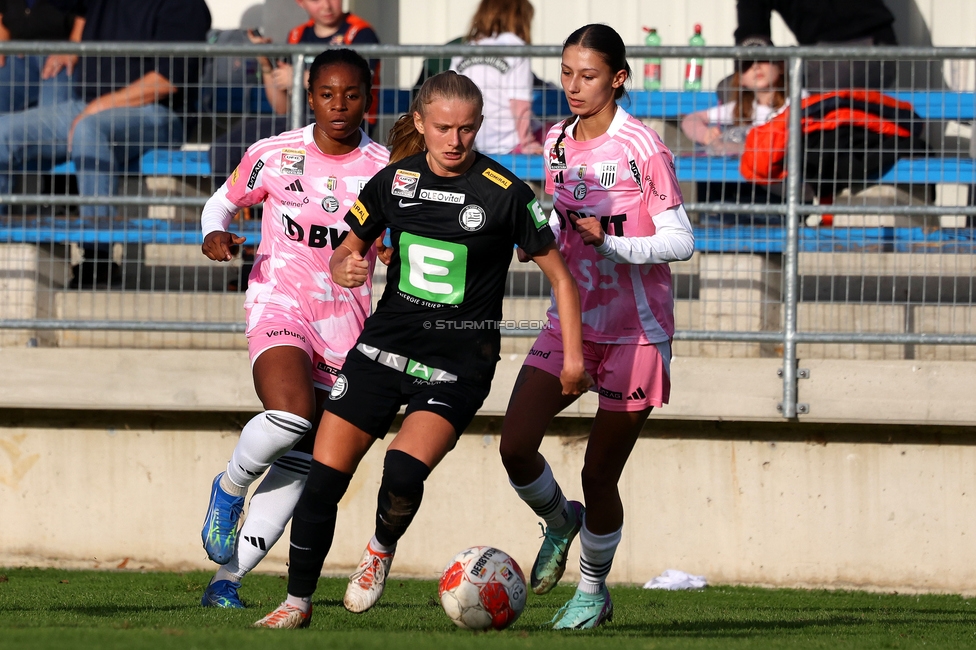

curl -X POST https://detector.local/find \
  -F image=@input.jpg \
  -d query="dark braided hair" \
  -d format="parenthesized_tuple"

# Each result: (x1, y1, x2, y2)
(306, 48, 372, 95)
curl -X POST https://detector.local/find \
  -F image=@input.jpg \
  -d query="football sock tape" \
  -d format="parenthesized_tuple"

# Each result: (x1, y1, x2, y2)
(374, 450, 431, 548)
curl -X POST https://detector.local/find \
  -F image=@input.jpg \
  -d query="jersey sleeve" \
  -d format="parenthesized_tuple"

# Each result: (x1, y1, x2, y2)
(345, 173, 388, 242)
(511, 186, 555, 254)
(223, 144, 270, 207)
(639, 145, 684, 217)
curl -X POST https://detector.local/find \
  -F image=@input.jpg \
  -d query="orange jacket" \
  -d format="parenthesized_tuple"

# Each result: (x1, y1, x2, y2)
(288, 14, 380, 124)
(740, 90, 919, 184)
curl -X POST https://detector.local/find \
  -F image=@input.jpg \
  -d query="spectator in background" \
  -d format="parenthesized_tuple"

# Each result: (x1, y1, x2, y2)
(0, 0, 86, 113)
(0, 0, 211, 287)
(682, 37, 798, 156)
(733, 0, 898, 92)
(451, 0, 542, 155)
(683, 37, 797, 224)
(210, 0, 380, 181)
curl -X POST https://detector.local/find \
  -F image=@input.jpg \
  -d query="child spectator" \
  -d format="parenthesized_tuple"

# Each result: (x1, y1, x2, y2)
(210, 0, 380, 182)
(681, 37, 796, 156)
(0, 0, 86, 112)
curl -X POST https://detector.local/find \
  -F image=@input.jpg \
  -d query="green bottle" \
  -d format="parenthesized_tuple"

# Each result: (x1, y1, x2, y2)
(684, 23, 704, 90)
(643, 27, 662, 90)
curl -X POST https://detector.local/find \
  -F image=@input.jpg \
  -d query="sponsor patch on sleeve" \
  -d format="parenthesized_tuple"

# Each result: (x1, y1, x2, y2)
(527, 198, 547, 229)
(482, 167, 512, 189)
(246, 159, 265, 190)
(230, 166, 239, 186)
(350, 199, 369, 225)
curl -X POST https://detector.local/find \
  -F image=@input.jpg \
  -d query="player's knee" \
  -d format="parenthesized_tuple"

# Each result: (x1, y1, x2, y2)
(580, 464, 616, 499)
(296, 460, 351, 516)
(498, 435, 532, 474)
(381, 449, 430, 496)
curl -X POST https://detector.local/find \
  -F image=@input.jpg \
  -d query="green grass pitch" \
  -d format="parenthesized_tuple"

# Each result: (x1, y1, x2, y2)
(1, 568, 975, 649)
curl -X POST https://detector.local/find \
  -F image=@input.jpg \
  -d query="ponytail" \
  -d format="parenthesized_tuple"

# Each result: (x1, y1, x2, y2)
(386, 71, 484, 163)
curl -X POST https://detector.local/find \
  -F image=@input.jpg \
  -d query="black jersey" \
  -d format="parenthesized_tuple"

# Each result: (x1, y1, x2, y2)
(346, 152, 554, 385)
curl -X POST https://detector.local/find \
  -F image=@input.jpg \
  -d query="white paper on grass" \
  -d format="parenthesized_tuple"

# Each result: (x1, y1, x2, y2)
(642, 569, 707, 590)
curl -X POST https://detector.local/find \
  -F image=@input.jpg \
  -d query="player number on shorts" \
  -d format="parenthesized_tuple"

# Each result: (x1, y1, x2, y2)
(399, 232, 468, 305)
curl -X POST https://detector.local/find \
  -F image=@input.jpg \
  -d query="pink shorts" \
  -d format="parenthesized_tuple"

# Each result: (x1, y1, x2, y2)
(246, 304, 341, 391)
(523, 327, 671, 411)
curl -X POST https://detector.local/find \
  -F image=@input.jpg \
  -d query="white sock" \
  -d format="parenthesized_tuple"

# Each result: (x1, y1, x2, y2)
(510, 460, 571, 530)
(285, 593, 312, 613)
(215, 451, 312, 582)
(225, 410, 311, 489)
(578, 517, 622, 594)
(368, 535, 396, 555)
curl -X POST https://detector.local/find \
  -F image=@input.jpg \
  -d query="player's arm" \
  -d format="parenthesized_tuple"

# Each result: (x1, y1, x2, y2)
(529, 243, 592, 396)
(592, 204, 695, 264)
(201, 185, 246, 262)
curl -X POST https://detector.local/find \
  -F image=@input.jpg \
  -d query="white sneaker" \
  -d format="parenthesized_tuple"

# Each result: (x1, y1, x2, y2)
(343, 543, 394, 613)
(252, 602, 311, 629)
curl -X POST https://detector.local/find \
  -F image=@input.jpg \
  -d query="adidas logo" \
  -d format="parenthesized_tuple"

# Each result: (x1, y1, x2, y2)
(285, 179, 304, 193)
(243, 535, 267, 551)
(626, 387, 647, 401)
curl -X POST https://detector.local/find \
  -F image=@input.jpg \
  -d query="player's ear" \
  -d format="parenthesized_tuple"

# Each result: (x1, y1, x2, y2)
(611, 68, 628, 91)
(413, 110, 425, 135)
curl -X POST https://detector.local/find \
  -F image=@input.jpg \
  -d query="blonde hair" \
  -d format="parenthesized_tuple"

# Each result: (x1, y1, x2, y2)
(386, 71, 484, 163)
(467, 0, 533, 43)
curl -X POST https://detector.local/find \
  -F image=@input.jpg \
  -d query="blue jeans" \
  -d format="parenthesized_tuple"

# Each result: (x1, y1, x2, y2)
(0, 54, 73, 113)
(0, 99, 183, 216)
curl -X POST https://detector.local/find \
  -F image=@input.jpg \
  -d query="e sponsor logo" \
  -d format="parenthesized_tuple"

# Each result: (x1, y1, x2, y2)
(527, 198, 547, 229)
(398, 232, 467, 305)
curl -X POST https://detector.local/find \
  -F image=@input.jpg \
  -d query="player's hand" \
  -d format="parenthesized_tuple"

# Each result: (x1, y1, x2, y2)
(334, 250, 369, 287)
(702, 125, 723, 145)
(573, 216, 605, 247)
(202, 231, 246, 262)
(559, 363, 593, 396)
(375, 234, 394, 266)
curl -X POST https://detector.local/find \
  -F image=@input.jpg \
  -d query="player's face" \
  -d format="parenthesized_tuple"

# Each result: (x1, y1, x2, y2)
(414, 98, 484, 177)
(297, 0, 343, 29)
(307, 63, 369, 152)
(560, 45, 628, 117)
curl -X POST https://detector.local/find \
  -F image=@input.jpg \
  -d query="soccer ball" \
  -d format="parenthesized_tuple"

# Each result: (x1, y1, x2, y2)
(438, 546, 527, 631)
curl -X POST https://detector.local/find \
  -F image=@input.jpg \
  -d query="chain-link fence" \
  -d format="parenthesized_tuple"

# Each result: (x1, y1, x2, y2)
(1, 42, 975, 417)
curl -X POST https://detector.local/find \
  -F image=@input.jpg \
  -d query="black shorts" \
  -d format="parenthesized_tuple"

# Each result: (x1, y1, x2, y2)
(324, 346, 490, 439)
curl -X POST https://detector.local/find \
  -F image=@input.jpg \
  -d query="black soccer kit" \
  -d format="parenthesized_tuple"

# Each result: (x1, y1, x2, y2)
(325, 152, 555, 436)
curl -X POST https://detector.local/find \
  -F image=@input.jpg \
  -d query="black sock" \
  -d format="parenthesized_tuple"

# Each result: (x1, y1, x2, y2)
(287, 460, 352, 598)
(374, 450, 431, 548)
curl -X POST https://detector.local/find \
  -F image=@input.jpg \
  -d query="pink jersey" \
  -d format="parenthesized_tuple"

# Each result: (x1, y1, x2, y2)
(544, 107, 683, 344)
(224, 125, 390, 367)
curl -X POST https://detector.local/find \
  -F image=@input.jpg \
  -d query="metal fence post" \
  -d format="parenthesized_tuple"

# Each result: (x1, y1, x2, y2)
(290, 53, 305, 131)
(781, 55, 805, 419)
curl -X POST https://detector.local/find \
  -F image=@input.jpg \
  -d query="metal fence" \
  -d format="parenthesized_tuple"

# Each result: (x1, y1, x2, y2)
(1, 42, 976, 417)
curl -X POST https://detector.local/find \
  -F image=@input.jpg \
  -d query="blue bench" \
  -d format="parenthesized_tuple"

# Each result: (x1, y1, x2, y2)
(2, 215, 973, 254)
(384, 88, 975, 121)
(493, 154, 976, 185)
